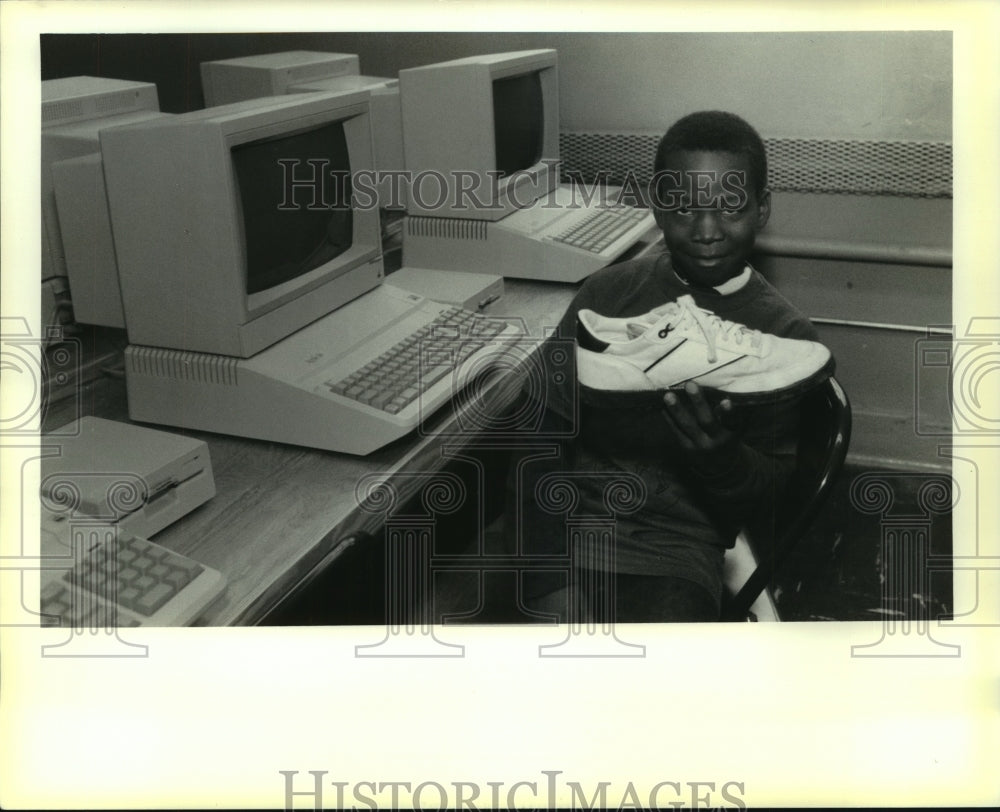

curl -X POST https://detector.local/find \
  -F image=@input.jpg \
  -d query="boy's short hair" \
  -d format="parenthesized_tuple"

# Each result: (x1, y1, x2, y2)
(653, 111, 768, 197)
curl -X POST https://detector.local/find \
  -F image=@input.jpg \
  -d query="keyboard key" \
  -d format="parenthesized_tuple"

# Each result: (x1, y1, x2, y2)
(65, 601, 97, 628)
(116, 547, 138, 565)
(104, 554, 126, 573)
(473, 320, 507, 338)
(171, 557, 204, 579)
(146, 547, 170, 563)
(117, 586, 143, 613)
(126, 537, 153, 553)
(132, 555, 155, 573)
(149, 563, 171, 581)
(458, 341, 486, 361)
(165, 569, 196, 591)
(82, 570, 109, 595)
(419, 364, 453, 389)
(365, 390, 393, 411)
(135, 583, 176, 616)
(118, 566, 141, 584)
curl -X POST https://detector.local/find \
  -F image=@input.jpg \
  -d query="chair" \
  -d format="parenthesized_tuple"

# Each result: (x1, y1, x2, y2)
(720, 376, 852, 621)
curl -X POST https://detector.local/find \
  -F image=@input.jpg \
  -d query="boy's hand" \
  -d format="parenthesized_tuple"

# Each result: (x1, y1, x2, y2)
(661, 382, 741, 475)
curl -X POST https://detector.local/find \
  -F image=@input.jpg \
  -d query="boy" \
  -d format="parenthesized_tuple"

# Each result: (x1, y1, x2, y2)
(512, 110, 824, 622)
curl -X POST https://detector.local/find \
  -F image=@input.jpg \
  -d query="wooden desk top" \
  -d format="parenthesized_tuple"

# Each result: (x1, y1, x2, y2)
(41, 279, 581, 626)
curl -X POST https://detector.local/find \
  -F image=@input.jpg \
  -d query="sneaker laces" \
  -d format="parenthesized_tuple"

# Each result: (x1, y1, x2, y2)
(632, 295, 762, 364)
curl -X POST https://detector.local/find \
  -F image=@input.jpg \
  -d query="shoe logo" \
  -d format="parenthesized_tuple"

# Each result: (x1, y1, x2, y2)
(657, 325, 674, 339)
(643, 339, 686, 373)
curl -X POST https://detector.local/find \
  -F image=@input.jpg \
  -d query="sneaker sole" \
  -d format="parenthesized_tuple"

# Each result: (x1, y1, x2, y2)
(578, 355, 836, 410)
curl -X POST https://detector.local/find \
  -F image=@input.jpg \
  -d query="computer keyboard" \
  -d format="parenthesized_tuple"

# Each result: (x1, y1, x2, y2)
(551, 204, 652, 254)
(39, 509, 227, 627)
(323, 306, 510, 414)
(402, 184, 658, 283)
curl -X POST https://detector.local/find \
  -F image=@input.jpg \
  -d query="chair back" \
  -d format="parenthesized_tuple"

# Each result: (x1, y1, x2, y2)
(724, 376, 852, 619)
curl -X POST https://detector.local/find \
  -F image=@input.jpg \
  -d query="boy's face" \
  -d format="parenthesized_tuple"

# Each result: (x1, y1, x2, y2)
(653, 149, 771, 288)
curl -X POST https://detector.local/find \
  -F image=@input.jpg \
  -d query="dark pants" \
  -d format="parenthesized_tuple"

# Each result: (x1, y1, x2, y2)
(525, 569, 719, 623)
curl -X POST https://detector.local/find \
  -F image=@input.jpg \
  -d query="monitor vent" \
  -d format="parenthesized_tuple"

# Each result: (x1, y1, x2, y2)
(42, 100, 85, 124)
(95, 90, 139, 115)
(559, 132, 952, 198)
(126, 347, 239, 385)
(406, 217, 488, 241)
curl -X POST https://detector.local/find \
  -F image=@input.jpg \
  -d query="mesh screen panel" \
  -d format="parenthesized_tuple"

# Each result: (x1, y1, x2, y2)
(559, 132, 952, 198)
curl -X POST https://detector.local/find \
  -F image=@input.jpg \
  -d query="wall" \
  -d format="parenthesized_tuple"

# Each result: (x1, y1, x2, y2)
(41, 30, 952, 140)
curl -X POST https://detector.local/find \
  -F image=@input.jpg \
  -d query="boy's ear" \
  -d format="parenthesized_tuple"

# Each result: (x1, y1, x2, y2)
(755, 187, 772, 229)
(652, 203, 667, 232)
(755, 187, 772, 227)
(648, 179, 666, 231)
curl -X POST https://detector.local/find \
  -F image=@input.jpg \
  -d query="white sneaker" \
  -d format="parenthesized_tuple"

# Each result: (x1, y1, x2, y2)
(576, 294, 833, 405)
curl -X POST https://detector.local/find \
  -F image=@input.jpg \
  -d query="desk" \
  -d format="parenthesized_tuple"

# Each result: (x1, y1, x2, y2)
(42, 278, 580, 626)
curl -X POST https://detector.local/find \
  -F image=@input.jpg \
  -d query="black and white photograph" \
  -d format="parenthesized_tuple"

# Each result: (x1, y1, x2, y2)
(2, 1, 998, 809)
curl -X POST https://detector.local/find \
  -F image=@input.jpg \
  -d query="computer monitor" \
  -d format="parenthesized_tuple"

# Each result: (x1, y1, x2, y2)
(99, 91, 384, 358)
(41, 77, 164, 335)
(41, 76, 160, 283)
(398, 49, 559, 221)
(199, 51, 361, 107)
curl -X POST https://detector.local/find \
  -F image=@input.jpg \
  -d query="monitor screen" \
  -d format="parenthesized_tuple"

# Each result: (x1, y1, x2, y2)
(232, 120, 354, 294)
(492, 72, 544, 179)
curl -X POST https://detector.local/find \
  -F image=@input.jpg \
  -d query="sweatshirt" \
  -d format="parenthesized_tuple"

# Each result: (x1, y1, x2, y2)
(508, 251, 822, 602)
